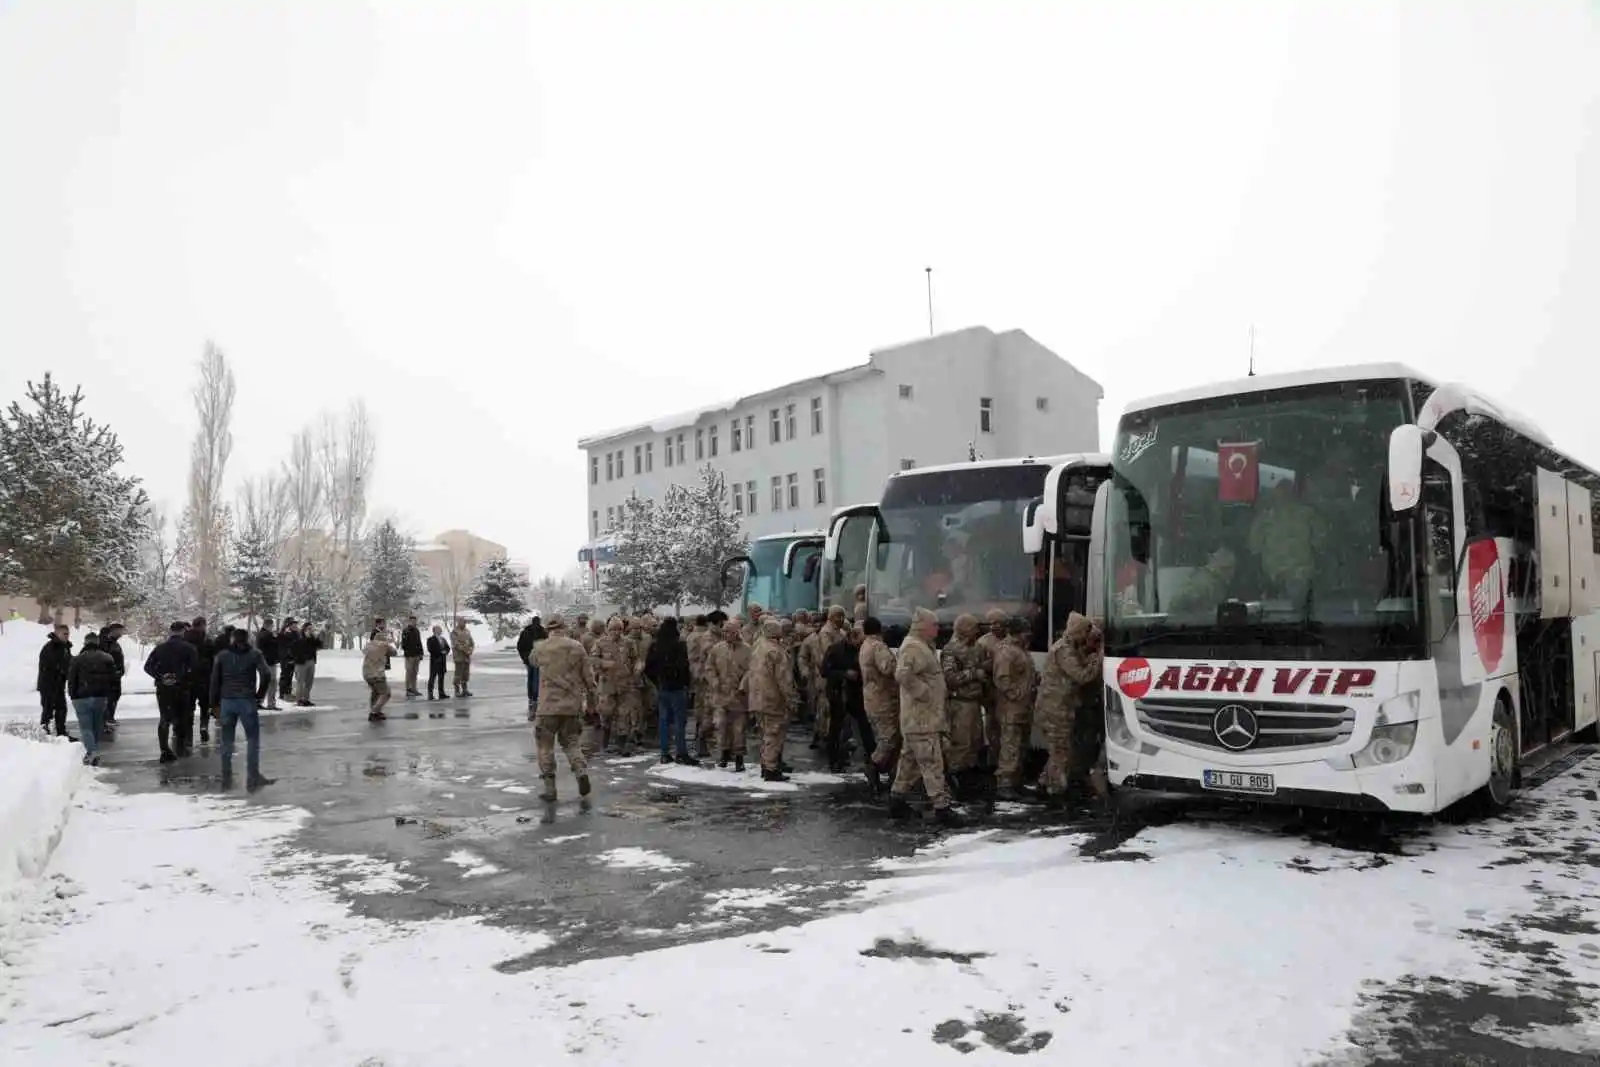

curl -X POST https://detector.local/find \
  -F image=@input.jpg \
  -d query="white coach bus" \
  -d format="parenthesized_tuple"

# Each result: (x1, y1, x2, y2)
(1096, 363, 1600, 813)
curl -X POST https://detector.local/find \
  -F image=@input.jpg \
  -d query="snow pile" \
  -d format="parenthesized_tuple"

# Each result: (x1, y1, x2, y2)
(647, 760, 849, 794)
(0, 733, 86, 930)
(0, 621, 152, 726)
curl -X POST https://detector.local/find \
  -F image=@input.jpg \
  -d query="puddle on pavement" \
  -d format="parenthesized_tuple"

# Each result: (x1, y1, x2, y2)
(860, 937, 989, 965)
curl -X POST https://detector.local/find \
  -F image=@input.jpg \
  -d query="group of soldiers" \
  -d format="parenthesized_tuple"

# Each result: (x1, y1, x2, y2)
(525, 599, 1108, 825)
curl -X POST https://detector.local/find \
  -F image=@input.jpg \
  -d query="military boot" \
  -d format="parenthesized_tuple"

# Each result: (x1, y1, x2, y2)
(761, 767, 790, 783)
(887, 795, 914, 820)
(539, 775, 557, 802)
(577, 774, 592, 798)
(932, 805, 966, 829)
(718, 750, 730, 769)
(734, 754, 745, 773)
(866, 761, 883, 798)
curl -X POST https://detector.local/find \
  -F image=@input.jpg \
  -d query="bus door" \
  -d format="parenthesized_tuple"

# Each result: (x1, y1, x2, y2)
(782, 537, 826, 615)
(824, 505, 881, 613)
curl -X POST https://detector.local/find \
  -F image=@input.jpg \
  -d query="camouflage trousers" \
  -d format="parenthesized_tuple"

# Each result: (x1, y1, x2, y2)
(615, 691, 641, 744)
(535, 715, 587, 779)
(945, 700, 983, 772)
(694, 683, 715, 744)
(716, 705, 748, 755)
(890, 733, 951, 809)
(1040, 709, 1077, 797)
(810, 677, 829, 738)
(867, 707, 901, 771)
(983, 706, 1003, 767)
(758, 711, 787, 772)
(994, 717, 1032, 790)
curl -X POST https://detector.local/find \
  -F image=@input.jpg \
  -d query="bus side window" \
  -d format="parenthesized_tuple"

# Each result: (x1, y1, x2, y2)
(1422, 464, 1456, 643)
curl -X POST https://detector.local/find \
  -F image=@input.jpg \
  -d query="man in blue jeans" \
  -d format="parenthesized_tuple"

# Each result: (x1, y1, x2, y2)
(210, 626, 275, 792)
(67, 631, 119, 766)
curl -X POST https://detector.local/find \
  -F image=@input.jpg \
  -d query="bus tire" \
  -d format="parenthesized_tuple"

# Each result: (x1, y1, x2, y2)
(1476, 695, 1518, 812)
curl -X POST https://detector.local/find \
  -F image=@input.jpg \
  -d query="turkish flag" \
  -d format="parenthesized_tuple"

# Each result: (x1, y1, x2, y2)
(1218, 441, 1259, 503)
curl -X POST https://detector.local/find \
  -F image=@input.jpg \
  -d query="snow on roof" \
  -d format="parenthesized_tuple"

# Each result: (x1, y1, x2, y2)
(868, 324, 995, 357)
(887, 452, 1110, 480)
(752, 530, 826, 543)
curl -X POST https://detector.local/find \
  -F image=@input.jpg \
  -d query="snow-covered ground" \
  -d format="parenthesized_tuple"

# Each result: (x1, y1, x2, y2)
(5, 737, 1600, 1064)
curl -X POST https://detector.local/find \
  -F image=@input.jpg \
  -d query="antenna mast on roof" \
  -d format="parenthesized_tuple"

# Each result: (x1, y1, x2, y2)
(925, 267, 935, 336)
(1248, 324, 1256, 377)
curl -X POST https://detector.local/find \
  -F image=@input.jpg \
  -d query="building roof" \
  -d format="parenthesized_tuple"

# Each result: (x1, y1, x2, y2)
(887, 452, 1108, 479)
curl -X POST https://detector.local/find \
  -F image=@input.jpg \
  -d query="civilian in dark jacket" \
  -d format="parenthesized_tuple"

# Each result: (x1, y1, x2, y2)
(425, 626, 450, 701)
(291, 626, 322, 706)
(277, 620, 299, 701)
(255, 618, 281, 710)
(185, 617, 216, 742)
(400, 616, 425, 697)
(823, 625, 875, 775)
(210, 627, 273, 790)
(99, 623, 127, 727)
(645, 618, 695, 765)
(68, 631, 118, 764)
(518, 618, 547, 716)
(145, 621, 200, 761)
(36, 623, 74, 737)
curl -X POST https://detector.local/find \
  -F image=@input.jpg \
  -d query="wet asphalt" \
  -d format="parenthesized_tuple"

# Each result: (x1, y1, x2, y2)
(90, 650, 1600, 1063)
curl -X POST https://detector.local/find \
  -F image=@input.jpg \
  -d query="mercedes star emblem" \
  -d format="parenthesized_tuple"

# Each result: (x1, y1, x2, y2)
(1213, 704, 1259, 751)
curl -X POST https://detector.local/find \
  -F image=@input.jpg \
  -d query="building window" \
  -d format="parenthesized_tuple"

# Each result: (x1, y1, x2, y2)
(676, 434, 686, 465)
(591, 510, 599, 537)
(786, 472, 799, 510)
(696, 428, 705, 460)
(606, 505, 615, 530)
(634, 444, 643, 474)
(770, 408, 781, 444)
(811, 396, 822, 435)
(813, 468, 826, 505)
(590, 456, 599, 485)
(979, 397, 993, 433)
(732, 419, 742, 453)
(746, 415, 755, 450)
(709, 424, 719, 456)
(645, 441, 654, 472)
(746, 479, 757, 514)
(664, 436, 673, 467)
(899, 384, 913, 400)
(733, 482, 744, 515)
(900, 458, 916, 471)
(771, 475, 783, 512)
(1036, 397, 1049, 412)
(785, 403, 796, 440)
(605, 453, 614, 481)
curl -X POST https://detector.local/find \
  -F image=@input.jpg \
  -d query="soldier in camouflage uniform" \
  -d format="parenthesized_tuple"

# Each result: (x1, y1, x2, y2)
(741, 604, 765, 646)
(532, 616, 594, 802)
(592, 618, 637, 755)
(634, 615, 658, 745)
(813, 605, 850, 753)
(891, 608, 962, 826)
(941, 614, 986, 796)
(991, 618, 1038, 799)
(797, 615, 824, 745)
(687, 616, 716, 757)
(1034, 612, 1103, 804)
(580, 617, 600, 655)
(975, 608, 1009, 769)
(858, 616, 899, 796)
(708, 619, 752, 771)
(747, 617, 798, 782)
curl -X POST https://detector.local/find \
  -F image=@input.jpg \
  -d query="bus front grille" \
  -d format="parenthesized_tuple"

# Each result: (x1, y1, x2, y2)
(1134, 698, 1357, 753)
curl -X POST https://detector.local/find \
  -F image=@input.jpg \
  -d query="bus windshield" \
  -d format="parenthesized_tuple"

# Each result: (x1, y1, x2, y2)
(1106, 378, 1424, 661)
(871, 464, 1049, 633)
(742, 537, 821, 616)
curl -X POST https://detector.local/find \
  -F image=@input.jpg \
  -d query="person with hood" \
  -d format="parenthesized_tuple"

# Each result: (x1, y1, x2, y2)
(36, 623, 74, 738)
(940, 614, 987, 798)
(1034, 612, 1104, 805)
(451, 619, 475, 697)
(210, 625, 273, 791)
(255, 617, 281, 710)
(145, 620, 200, 761)
(277, 619, 299, 703)
(991, 618, 1039, 800)
(592, 618, 635, 755)
(517, 616, 547, 718)
(99, 622, 127, 731)
(68, 630, 118, 765)
(425, 624, 450, 701)
(185, 617, 216, 742)
(291, 622, 322, 707)
(400, 615, 425, 698)
(645, 617, 696, 766)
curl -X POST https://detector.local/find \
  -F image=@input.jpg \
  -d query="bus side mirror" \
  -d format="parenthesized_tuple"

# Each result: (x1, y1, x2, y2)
(1022, 499, 1044, 555)
(1388, 425, 1425, 513)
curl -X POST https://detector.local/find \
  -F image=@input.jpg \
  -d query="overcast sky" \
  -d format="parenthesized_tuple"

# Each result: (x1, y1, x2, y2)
(3, 2, 1597, 577)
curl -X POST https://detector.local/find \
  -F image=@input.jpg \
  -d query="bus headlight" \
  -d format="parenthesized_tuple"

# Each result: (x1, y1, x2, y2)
(1352, 723, 1418, 768)
(1104, 686, 1135, 748)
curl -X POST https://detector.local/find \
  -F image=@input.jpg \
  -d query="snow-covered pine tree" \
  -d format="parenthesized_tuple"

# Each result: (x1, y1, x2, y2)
(467, 557, 529, 640)
(362, 519, 420, 624)
(228, 522, 279, 629)
(681, 464, 748, 609)
(0, 374, 151, 620)
(603, 494, 671, 614)
(284, 564, 338, 629)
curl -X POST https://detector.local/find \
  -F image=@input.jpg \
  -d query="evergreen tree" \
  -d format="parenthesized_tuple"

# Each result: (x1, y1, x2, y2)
(362, 519, 421, 623)
(681, 465, 749, 608)
(284, 565, 338, 629)
(228, 522, 279, 628)
(0, 375, 150, 618)
(603, 494, 674, 613)
(467, 557, 529, 639)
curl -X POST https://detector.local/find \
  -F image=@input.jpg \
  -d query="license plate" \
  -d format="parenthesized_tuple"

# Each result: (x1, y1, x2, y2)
(1202, 769, 1276, 795)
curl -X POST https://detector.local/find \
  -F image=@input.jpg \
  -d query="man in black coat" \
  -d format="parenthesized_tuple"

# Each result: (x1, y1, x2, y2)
(400, 616, 425, 697)
(68, 631, 118, 765)
(36, 623, 74, 738)
(145, 620, 201, 761)
(99, 622, 127, 730)
(255, 617, 281, 710)
(823, 623, 876, 776)
(425, 625, 451, 701)
(278, 619, 299, 702)
(185, 617, 216, 743)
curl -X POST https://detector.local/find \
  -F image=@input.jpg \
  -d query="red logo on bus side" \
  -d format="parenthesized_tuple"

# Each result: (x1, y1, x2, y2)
(1467, 539, 1505, 674)
(1117, 658, 1153, 698)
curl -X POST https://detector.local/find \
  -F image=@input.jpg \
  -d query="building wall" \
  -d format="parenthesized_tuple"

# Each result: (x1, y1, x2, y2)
(577, 325, 1105, 555)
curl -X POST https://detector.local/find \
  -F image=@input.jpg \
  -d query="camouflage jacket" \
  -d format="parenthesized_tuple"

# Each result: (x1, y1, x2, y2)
(746, 636, 798, 716)
(451, 628, 475, 660)
(990, 638, 1036, 725)
(941, 634, 985, 704)
(859, 635, 899, 719)
(1035, 614, 1102, 725)
(533, 634, 594, 717)
(592, 634, 635, 696)
(708, 640, 753, 713)
(895, 635, 948, 736)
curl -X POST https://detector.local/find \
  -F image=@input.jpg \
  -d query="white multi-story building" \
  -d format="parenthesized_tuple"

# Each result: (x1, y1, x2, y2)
(576, 325, 1104, 560)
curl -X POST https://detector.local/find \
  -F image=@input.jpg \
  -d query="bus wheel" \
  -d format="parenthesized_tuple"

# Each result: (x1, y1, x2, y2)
(1482, 698, 1517, 811)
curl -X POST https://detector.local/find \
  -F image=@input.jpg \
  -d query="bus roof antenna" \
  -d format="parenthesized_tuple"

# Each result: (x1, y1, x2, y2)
(1248, 324, 1256, 377)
